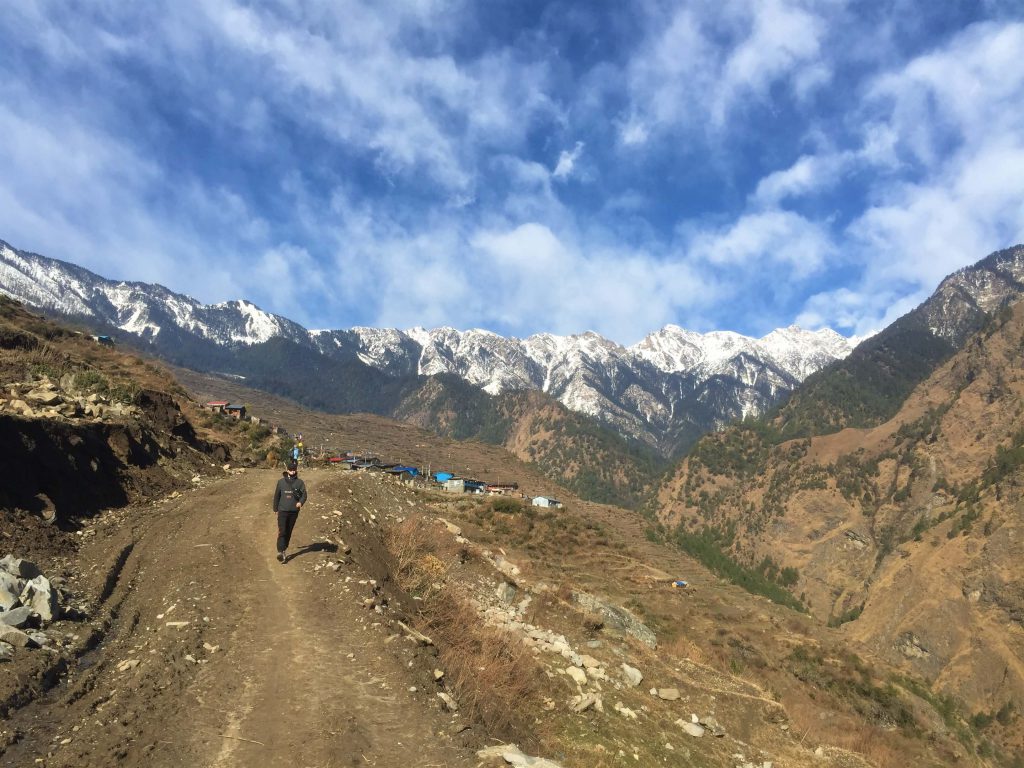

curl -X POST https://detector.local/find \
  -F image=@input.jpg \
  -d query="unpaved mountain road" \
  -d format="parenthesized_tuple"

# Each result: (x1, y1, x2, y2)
(1, 469, 476, 768)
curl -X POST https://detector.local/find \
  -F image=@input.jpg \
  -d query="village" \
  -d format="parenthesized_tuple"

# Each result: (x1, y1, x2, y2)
(202, 399, 565, 509)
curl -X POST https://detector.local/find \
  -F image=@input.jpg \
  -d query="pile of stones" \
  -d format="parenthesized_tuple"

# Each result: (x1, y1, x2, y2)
(0, 554, 64, 659)
(0, 375, 139, 421)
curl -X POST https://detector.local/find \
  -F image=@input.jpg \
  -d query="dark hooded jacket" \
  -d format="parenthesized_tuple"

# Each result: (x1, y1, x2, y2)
(273, 472, 308, 513)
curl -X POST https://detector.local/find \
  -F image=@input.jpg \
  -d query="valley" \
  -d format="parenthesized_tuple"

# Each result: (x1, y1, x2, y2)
(0, 293, 1017, 767)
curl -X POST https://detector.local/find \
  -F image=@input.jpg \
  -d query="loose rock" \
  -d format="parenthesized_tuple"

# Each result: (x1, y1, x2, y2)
(621, 662, 643, 687)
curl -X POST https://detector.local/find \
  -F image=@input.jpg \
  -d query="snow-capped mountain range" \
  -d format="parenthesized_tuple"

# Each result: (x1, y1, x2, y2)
(0, 239, 854, 452)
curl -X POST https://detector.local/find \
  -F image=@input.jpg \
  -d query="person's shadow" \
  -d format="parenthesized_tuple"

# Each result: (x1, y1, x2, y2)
(285, 541, 339, 562)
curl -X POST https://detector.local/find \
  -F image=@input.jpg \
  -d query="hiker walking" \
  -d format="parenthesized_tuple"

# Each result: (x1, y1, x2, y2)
(273, 459, 307, 563)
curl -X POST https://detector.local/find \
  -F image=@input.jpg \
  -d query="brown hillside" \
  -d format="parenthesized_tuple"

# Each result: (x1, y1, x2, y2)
(657, 299, 1024, 757)
(0, 302, 999, 767)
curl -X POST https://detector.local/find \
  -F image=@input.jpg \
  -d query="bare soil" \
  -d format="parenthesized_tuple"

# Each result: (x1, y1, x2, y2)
(0, 468, 476, 768)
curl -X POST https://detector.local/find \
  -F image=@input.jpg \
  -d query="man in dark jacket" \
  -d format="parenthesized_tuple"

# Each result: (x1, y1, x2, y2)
(273, 460, 308, 563)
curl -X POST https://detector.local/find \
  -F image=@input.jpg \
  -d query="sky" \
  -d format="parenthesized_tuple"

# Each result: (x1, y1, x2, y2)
(1, 1, 1023, 345)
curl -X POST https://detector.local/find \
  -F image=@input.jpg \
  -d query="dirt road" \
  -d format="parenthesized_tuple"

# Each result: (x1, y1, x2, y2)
(1, 469, 476, 768)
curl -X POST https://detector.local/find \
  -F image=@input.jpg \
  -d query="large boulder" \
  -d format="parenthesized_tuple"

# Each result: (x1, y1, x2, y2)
(0, 606, 34, 628)
(0, 571, 23, 611)
(20, 575, 59, 622)
(621, 663, 643, 687)
(26, 389, 62, 406)
(0, 625, 34, 648)
(1, 555, 42, 580)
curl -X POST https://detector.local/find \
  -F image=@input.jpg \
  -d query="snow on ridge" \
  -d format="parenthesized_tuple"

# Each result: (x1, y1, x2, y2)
(230, 300, 282, 344)
(0, 245, 96, 316)
(631, 324, 854, 380)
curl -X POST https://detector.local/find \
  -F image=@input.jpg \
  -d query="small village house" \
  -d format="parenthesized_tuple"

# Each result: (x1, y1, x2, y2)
(224, 404, 247, 420)
(486, 482, 519, 495)
(204, 401, 229, 414)
(532, 496, 563, 509)
(444, 478, 466, 494)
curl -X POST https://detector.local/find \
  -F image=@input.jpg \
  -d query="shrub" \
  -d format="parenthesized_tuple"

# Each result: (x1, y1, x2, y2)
(491, 497, 524, 514)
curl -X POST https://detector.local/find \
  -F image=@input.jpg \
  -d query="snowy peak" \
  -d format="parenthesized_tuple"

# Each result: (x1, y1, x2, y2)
(631, 324, 855, 381)
(0, 236, 858, 453)
(0, 241, 305, 346)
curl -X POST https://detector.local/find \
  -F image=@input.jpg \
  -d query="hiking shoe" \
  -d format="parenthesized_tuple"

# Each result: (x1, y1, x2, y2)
(277, 551, 285, 563)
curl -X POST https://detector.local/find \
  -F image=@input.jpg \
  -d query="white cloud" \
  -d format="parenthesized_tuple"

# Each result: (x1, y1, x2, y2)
(552, 142, 585, 180)
(687, 210, 835, 279)
(752, 153, 850, 206)
(791, 21, 1024, 334)
(621, 0, 832, 140)
(2, 2, 1021, 346)
(617, 115, 650, 147)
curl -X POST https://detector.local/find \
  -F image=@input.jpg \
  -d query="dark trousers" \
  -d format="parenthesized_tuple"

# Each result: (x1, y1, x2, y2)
(277, 510, 299, 552)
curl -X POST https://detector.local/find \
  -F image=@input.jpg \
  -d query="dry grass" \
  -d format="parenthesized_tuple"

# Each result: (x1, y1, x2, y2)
(421, 586, 543, 744)
(384, 516, 451, 594)
(782, 689, 917, 768)
(381, 513, 544, 745)
(664, 632, 712, 666)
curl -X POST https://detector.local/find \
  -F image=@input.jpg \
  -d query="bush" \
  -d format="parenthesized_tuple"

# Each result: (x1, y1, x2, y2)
(491, 497, 524, 514)
(74, 369, 109, 392)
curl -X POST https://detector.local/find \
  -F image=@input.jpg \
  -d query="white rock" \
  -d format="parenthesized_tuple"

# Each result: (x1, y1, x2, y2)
(565, 666, 588, 686)
(677, 720, 705, 737)
(621, 663, 643, 687)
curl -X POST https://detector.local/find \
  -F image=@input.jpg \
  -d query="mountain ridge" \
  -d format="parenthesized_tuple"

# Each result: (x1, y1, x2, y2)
(0, 238, 853, 455)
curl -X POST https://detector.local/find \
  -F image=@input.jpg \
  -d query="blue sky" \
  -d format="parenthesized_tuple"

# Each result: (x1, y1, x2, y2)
(1, 1, 1022, 344)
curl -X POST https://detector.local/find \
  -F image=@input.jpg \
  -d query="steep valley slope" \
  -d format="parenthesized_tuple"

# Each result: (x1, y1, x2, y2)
(657, 298, 1024, 759)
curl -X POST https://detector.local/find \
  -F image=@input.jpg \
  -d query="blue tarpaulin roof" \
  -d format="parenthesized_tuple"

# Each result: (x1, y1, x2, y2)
(434, 472, 454, 482)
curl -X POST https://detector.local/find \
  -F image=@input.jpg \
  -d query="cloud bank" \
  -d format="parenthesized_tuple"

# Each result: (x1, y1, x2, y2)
(0, 2, 1021, 343)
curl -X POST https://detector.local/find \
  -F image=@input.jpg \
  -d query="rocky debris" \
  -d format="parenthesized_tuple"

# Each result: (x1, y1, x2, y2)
(674, 713, 727, 738)
(0, 625, 35, 648)
(621, 662, 643, 687)
(655, 687, 680, 701)
(0, 375, 140, 423)
(438, 518, 462, 536)
(699, 714, 726, 737)
(0, 641, 13, 662)
(0, 571, 22, 610)
(492, 554, 521, 579)
(0, 556, 66, 640)
(614, 701, 638, 719)
(572, 590, 657, 648)
(496, 581, 517, 604)
(677, 719, 705, 737)
(436, 691, 459, 712)
(1, 555, 42, 580)
(477, 744, 564, 767)
(897, 632, 931, 659)
(565, 666, 588, 686)
(570, 692, 602, 713)
(0, 606, 34, 628)
(20, 575, 59, 621)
